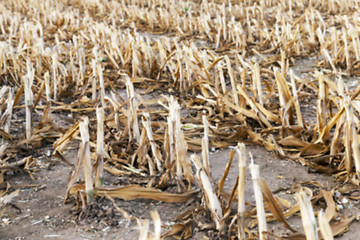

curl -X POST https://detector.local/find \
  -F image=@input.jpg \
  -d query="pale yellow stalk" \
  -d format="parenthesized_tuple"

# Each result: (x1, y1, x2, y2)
(97, 64, 105, 106)
(318, 210, 334, 240)
(253, 62, 263, 106)
(167, 96, 193, 186)
(225, 56, 239, 106)
(202, 115, 211, 177)
(237, 143, 246, 240)
(345, 100, 360, 176)
(249, 153, 267, 240)
(296, 188, 317, 240)
(92, 59, 97, 101)
(44, 71, 51, 102)
(79, 117, 94, 203)
(51, 52, 58, 100)
(125, 74, 140, 143)
(24, 59, 34, 140)
(290, 70, 303, 127)
(95, 106, 105, 188)
(150, 210, 161, 240)
(1, 88, 13, 144)
(191, 154, 223, 230)
(342, 28, 350, 70)
(142, 112, 163, 172)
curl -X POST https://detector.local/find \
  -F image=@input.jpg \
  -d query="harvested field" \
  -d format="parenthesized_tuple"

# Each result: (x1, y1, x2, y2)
(1, 0, 360, 239)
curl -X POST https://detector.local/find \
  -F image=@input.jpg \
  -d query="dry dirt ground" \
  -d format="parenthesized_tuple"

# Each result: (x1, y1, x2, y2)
(1, 145, 359, 239)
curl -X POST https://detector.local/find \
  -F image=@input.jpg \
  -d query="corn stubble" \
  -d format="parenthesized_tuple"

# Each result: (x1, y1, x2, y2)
(1, 0, 360, 239)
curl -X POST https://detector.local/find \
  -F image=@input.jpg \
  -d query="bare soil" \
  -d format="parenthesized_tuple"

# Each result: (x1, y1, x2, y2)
(2, 145, 359, 239)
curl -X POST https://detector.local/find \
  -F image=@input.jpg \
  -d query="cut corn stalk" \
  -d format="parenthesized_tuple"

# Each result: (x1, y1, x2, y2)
(191, 154, 223, 230)
(237, 143, 246, 240)
(95, 106, 105, 188)
(79, 117, 94, 203)
(126, 74, 140, 143)
(142, 112, 163, 173)
(296, 188, 317, 240)
(318, 210, 334, 240)
(24, 59, 34, 140)
(249, 153, 267, 240)
(202, 115, 211, 177)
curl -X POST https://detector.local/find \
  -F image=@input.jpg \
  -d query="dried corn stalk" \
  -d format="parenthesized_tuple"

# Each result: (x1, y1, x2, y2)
(168, 96, 193, 188)
(249, 153, 267, 240)
(142, 112, 163, 172)
(202, 115, 211, 177)
(296, 188, 317, 240)
(191, 154, 223, 230)
(318, 210, 334, 240)
(95, 106, 105, 188)
(126, 74, 140, 143)
(24, 59, 34, 139)
(237, 143, 246, 240)
(2, 88, 14, 143)
(79, 117, 94, 203)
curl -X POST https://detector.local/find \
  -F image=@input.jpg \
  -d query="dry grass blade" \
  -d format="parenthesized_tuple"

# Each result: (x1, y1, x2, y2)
(217, 150, 235, 196)
(260, 179, 296, 232)
(53, 121, 80, 153)
(0, 189, 20, 217)
(321, 190, 337, 222)
(161, 220, 193, 239)
(93, 185, 198, 203)
(330, 216, 356, 237)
